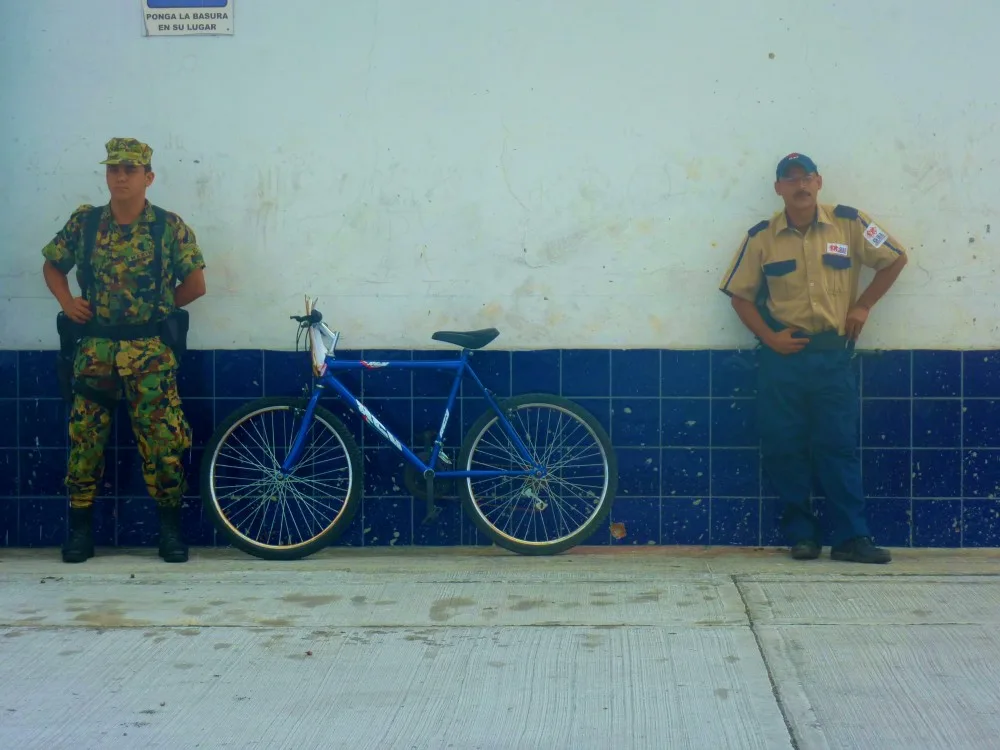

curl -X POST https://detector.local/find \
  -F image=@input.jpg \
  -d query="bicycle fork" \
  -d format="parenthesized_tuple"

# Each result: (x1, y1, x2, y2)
(279, 388, 325, 475)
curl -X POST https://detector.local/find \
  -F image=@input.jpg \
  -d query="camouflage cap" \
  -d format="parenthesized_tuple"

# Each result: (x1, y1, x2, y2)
(100, 137, 153, 166)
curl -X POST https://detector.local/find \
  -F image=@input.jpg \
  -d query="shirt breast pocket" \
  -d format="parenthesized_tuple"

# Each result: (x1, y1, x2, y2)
(822, 253, 852, 293)
(763, 259, 798, 299)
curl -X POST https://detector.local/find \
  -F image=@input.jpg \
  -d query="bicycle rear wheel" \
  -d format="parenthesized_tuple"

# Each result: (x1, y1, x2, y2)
(457, 393, 617, 555)
(201, 397, 362, 560)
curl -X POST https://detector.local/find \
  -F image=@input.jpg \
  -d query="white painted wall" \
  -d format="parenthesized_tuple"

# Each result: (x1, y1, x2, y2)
(2, 0, 998, 351)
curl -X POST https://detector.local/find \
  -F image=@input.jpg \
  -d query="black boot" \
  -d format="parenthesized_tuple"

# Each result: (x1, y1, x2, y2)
(158, 505, 189, 563)
(831, 536, 892, 564)
(62, 506, 95, 563)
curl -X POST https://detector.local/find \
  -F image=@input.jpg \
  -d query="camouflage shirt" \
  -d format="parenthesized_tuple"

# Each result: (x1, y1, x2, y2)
(43, 201, 205, 327)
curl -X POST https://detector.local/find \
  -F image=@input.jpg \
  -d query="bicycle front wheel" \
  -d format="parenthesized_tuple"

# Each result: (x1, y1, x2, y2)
(458, 393, 617, 555)
(201, 397, 362, 560)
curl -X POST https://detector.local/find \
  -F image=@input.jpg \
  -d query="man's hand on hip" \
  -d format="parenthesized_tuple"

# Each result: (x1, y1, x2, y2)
(765, 328, 810, 355)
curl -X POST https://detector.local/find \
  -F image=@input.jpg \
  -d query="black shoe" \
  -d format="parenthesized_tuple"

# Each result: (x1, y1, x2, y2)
(790, 540, 821, 560)
(62, 506, 95, 563)
(831, 536, 891, 564)
(158, 505, 189, 563)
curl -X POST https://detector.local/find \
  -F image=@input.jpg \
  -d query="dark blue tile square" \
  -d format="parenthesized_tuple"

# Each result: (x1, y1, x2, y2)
(114, 403, 137, 449)
(609, 497, 660, 546)
(413, 399, 462, 449)
(862, 399, 909, 447)
(662, 449, 709, 497)
(19, 449, 68, 497)
(412, 350, 458, 399)
(711, 449, 759, 497)
(461, 506, 494, 547)
(361, 350, 413, 398)
(184, 399, 215, 447)
(262, 350, 312, 398)
(363, 448, 410, 497)
(964, 400, 1000, 448)
(0, 400, 16, 447)
(917, 400, 961, 451)
(964, 351, 1000, 398)
(760, 497, 789, 546)
(569, 398, 612, 438)
(611, 350, 659, 397)
(962, 499, 1000, 547)
(963, 450, 1000, 498)
(116, 449, 148, 497)
(117, 497, 159, 546)
(580, 518, 611, 546)
(0, 351, 16, 398)
(214, 350, 263, 399)
(466, 350, 511, 398)
(661, 399, 710, 447)
(329, 509, 364, 548)
(611, 399, 659, 447)
(362, 496, 413, 546)
(183, 449, 203, 499)
(20, 399, 66, 448)
(18, 351, 60, 398)
(326, 350, 364, 395)
(866, 498, 912, 547)
(180, 498, 216, 547)
(91, 498, 118, 548)
(662, 351, 710, 398)
(913, 351, 960, 398)
(177, 349, 214, 399)
(862, 449, 910, 497)
(0, 450, 17, 496)
(912, 399, 961, 448)
(861, 351, 910, 397)
(711, 497, 760, 546)
(712, 399, 757, 448)
(912, 450, 961, 498)
(711, 350, 757, 398)
(512, 350, 560, 395)
(0, 497, 17, 545)
(662, 497, 709, 545)
(913, 499, 962, 547)
(413, 499, 462, 546)
(18, 497, 66, 547)
(617, 448, 660, 496)
(364, 399, 413, 448)
(562, 350, 610, 398)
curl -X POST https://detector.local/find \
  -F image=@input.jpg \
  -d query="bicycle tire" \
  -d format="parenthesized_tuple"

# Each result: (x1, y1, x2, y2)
(201, 396, 362, 560)
(457, 393, 618, 555)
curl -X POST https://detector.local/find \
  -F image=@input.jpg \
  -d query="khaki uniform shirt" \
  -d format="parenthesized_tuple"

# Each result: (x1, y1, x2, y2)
(719, 203, 907, 336)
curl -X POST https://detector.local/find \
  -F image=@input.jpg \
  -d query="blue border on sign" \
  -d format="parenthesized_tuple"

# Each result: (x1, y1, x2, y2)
(147, 1, 228, 8)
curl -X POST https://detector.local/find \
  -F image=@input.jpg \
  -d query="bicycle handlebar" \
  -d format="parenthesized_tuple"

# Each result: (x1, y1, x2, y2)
(290, 309, 323, 325)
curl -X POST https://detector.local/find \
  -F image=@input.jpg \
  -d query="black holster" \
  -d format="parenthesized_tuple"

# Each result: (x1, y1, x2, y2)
(160, 309, 190, 359)
(56, 312, 83, 403)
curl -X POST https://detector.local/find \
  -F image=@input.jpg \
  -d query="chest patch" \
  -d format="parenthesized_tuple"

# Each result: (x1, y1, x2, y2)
(825, 242, 849, 257)
(863, 223, 888, 248)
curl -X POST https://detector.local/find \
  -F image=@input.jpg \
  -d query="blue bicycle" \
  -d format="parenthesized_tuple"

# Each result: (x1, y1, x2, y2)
(201, 297, 618, 559)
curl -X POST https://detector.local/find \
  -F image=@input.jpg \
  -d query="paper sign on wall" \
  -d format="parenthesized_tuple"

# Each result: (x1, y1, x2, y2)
(143, 0, 234, 37)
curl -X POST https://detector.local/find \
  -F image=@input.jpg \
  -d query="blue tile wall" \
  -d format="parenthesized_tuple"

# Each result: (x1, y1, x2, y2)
(2, 348, 999, 550)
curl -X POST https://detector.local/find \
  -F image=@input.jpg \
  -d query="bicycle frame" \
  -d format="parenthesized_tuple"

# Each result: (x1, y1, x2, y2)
(280, 317, 541, 480)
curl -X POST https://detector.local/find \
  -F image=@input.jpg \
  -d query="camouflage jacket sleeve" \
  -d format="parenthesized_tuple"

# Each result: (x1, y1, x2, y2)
(166, 213, 207, 283)
(41, 204, 94, 274)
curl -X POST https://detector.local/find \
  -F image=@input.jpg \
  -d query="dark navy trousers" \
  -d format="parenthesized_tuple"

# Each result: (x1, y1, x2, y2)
(757, 345, 870, 546)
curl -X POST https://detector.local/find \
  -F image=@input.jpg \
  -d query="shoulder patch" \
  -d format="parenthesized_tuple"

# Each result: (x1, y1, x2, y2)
(833, 204, 859, 220)
(747, 219, 770, 238)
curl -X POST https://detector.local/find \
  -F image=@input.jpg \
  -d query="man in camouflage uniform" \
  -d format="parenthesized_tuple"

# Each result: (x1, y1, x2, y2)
(41, 137, 207, 563)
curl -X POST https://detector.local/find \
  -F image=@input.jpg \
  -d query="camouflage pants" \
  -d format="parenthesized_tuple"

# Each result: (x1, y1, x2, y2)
(67, 338, 192, 509)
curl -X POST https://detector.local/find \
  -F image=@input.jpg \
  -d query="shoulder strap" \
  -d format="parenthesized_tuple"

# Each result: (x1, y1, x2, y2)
(81, 206, 103, 303)
(150, 205, 168, 306)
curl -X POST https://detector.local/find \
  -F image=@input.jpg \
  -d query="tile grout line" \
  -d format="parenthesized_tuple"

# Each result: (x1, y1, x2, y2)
(909, 350, 914, 548)
(960, 353, 965, 547)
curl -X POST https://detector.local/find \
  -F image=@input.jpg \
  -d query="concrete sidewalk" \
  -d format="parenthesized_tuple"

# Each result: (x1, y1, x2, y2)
(1, 546, 998, 749)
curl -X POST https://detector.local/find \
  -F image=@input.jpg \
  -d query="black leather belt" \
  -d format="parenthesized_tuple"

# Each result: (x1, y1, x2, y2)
(81, 321, 161, 341)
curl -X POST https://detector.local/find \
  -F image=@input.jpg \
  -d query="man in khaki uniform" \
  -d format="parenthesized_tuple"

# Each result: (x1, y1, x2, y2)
(719, 153, 908, 564)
